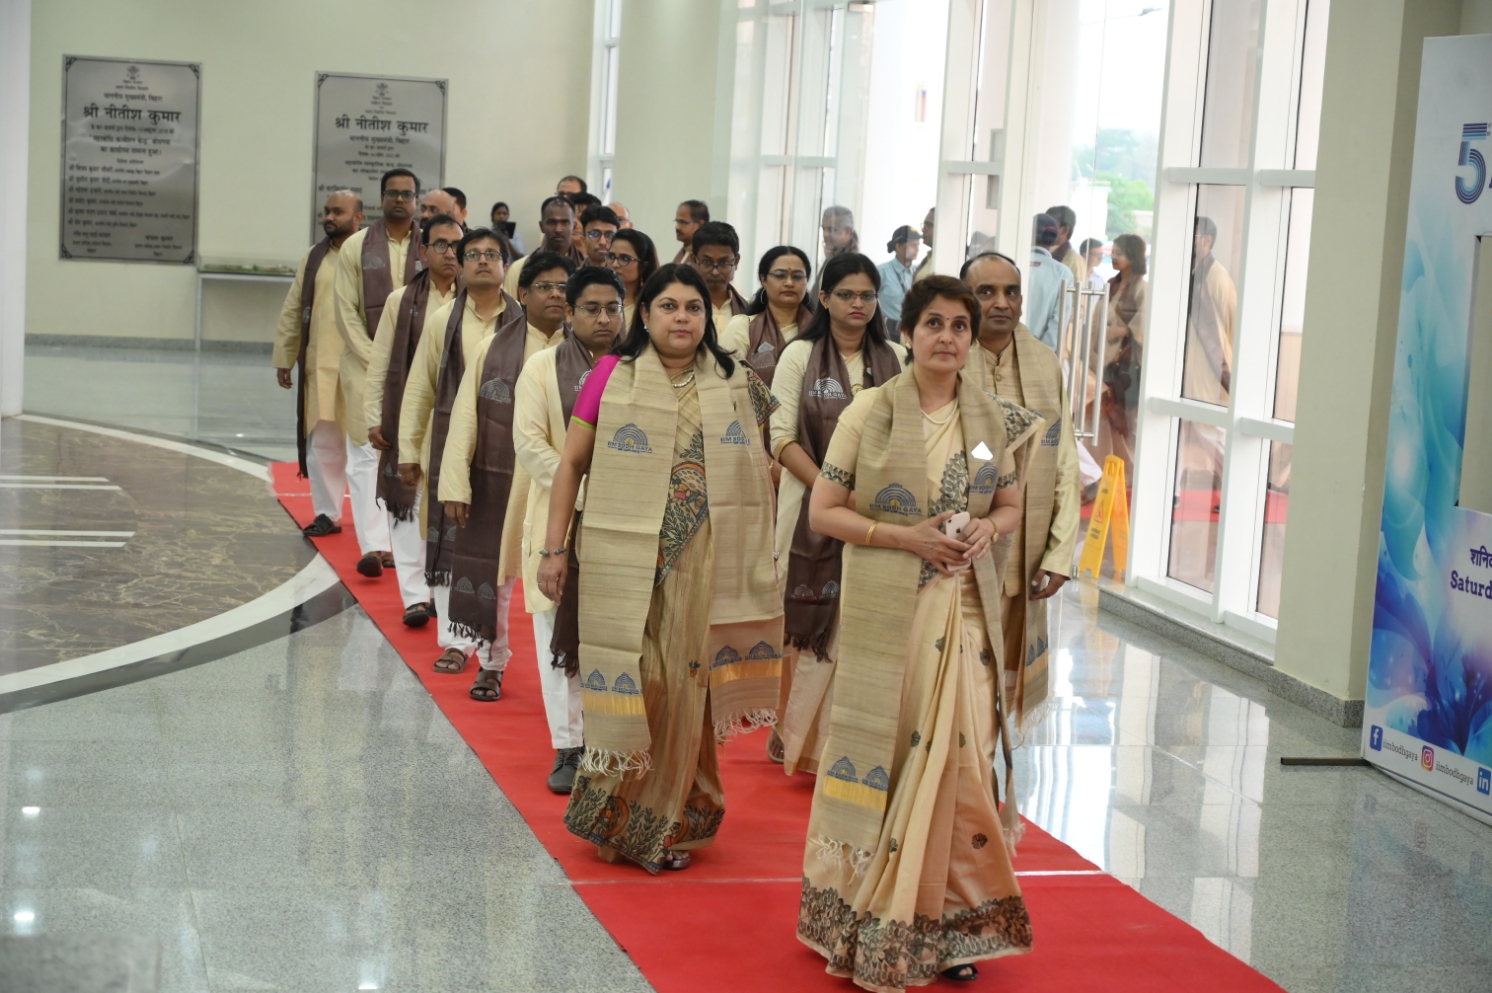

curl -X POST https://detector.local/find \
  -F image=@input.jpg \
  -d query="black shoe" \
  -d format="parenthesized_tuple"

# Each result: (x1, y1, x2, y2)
(547, 747, 584, 794)
(356, 552, 384, 577)
(302, 514, 342, 537)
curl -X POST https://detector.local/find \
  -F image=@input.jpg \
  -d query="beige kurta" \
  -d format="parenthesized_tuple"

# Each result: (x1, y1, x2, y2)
(437, 322, 565, 584)
(719, 312, 801, 362)
(398, 293, 510, 473)
(1182, 258, 1236, 406)
(769, 337, 909, 774)
(1057, 245, 1088, 286)
(334, 225, 414, 445)
(363, 280, 457, 436)
(271, 242, 345, 433)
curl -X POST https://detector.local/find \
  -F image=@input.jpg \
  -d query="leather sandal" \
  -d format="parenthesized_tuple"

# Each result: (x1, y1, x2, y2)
(940, 964, 978, 982)
(659, 849, 692, 871)
(433, 648, 468, 673)
(356, 552, 384, 577)
(301, 514, 341, 537)
(469, 668, 502, 702)
(402, 603, 431, 628)
(379, 551, 395, 568)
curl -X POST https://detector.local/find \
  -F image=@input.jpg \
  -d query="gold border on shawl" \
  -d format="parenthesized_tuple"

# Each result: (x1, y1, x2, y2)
(581, 688, 647, 716)
(709, 659, 783, 685)
(822, 777, 890, 811)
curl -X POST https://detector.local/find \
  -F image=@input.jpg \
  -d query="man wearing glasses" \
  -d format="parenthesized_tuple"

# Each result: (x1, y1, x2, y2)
(332, 167, 422, 578)
(505, 196, 582, 296)
(578, 204, 620, 266)
(690, 221, 749, 334)
(511, 265, 626, 793)
(363, 214, 465, 627)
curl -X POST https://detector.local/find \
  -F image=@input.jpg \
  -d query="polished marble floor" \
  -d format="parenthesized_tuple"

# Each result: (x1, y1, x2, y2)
(4, 344, 1490, 992)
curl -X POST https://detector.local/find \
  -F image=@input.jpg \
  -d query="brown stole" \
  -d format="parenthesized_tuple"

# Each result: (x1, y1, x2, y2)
(445, 320, 530, 644)
(376, 268, 436, 521)
(423, 289, 526, 587)
(294, 238, 333, 477)
(783, 335, 903, 659)
(744, 304, 813, 387)
(359, 218, 422, 336)
(548, 333, 601, 676)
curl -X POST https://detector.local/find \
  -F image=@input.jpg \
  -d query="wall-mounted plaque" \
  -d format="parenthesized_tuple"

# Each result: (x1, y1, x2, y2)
(60, 56, 202, 263)
(311, 73, 447, 241)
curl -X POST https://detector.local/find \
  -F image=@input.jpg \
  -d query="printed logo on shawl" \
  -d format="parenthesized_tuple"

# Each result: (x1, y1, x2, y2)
(807, 378, 847, 400)
(584, 669, 608, 692)
(862, 766, 889, 791)
(712, 645, 741, 669)
(1042, 417, 1062, 447)
(1025, 635, 1047, 666)
(362, 253, 386, 270)
(301, 306, 311, 324)
(612, 672, 641, 695)
(607, 423, 652, 453)
(756, 341, 775, 353)
(575, 369, 591, 392)
(384, 463, 398, 477)
(477, 582, 496, 600)
(721, 420, 751, 445)
(792, 584, 815, 599)
(822, 580, 840, 598)
(426, 526, 439, 541)
(455, 577, 475, 594)
(478, 378, 513, 404)
(827, 756, 858, 782)
(446, 526, 458, 540)
(750, 344, 776, 368)
(746, 641, 781, 660)
(870, 483, 920, 516)
(970, 462, 999, 495)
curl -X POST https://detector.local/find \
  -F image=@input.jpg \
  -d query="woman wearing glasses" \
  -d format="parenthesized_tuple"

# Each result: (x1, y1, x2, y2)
(720, 245, 814, 388)
(604, 228, 658, 330)
(767, 252, 908, 772)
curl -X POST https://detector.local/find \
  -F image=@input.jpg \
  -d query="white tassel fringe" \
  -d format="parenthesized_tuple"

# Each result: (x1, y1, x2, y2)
(714, 708, 777, 744)
(579, 747, 653, 777)
(810, 834, 874, 878)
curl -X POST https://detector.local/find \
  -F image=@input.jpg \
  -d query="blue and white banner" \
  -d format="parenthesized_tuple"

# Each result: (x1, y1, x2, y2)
(1366, 34, 1492, 818)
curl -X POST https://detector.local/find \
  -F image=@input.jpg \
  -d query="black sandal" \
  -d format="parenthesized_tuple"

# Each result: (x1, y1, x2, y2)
(433, 648, 468, 673)
(402, 603, 431, 628)
(941, 964, 978, 982)
(469, 668, 502, 701)
(659, 850, 692, 871)
(356, 552, 384, 577)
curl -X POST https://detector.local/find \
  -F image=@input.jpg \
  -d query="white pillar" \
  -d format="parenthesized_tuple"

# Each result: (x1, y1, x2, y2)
(0, 0, 30, 419)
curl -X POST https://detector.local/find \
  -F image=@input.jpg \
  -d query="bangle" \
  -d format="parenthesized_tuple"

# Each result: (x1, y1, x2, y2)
(864, 521, 878, 546)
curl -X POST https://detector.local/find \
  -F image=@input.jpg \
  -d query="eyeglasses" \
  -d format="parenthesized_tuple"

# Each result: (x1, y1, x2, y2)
(767, 269, 808, 283)
(464, 249, 505, 263)
(530, 281, 567, 294)
(575, 302, 624, 317)
(428, 240, 458, 255)
(695, 257, 737, 273)
(383, 189, 417, 202)
(605, 253, 638, 267)
(832, 289, 878, 305)
(585, 229, 616, 241)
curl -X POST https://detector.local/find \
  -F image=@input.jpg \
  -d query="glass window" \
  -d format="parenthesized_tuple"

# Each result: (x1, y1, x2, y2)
(1272, 188, 1312, 421)
(1256, 441, 1291, 617)
(1168, 419, 1227, 593)
(1292, 0, 1329, 170)
(1181, 186, 1244, 406)
(1198, 0, 1262, 169)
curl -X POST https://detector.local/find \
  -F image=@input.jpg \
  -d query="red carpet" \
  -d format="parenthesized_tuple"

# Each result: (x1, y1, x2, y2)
(272, 462, 1284, 992)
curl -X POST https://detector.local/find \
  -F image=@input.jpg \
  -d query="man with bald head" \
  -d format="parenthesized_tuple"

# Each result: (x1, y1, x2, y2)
(273, 190, 364, 538)
(420, 188, 459, 224)
(608, 201, 633, 229)
(959, 251, 1080, 734)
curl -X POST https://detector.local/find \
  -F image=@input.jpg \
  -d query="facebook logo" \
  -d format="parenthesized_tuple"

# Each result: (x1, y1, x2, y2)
(1370, 726, 1384, 751)
(1478, 768, 1491, 796)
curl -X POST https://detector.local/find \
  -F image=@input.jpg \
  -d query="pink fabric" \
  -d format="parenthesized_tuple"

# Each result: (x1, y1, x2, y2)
(572, 353, 621, 427)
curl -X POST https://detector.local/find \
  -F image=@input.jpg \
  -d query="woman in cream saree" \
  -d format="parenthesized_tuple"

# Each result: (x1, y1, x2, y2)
(797, 276, 1040, 990)
(537, 264, 782, 874)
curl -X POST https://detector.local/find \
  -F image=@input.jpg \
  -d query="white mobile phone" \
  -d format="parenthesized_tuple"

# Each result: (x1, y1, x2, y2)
(943, 511, 972, 573)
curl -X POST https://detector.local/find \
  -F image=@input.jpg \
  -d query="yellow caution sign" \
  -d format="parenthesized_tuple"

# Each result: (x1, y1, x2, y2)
(1078, 456, 1129, 581)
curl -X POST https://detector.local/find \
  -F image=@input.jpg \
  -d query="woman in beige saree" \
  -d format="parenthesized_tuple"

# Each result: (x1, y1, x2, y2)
(537, 264, 782, 874)
(797, 276, 1039, 990)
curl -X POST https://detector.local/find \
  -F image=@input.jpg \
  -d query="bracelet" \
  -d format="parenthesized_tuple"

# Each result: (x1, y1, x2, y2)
(538, 546, 568, 557)
(864, 521, 878, 546)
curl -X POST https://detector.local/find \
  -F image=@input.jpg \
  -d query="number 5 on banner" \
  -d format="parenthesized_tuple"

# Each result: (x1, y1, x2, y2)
(1078, 456, 1129, 581)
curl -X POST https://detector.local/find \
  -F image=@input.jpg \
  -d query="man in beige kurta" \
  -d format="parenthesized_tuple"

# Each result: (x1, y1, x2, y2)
(504, 197, 585, 296)
(962, 252, 1082, 729)
(364, 215, 463, 619)
(333, 169, 422, 568)
(273, 190, 363, 536)
(1182, 217, 1237, 480)
(512, 265, 624, 792)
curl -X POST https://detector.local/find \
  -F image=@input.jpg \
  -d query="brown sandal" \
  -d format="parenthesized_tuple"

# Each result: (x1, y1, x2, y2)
(659, 850, 692, 871)
(469, 668, 502, 701)
(433, 648, 468, 673)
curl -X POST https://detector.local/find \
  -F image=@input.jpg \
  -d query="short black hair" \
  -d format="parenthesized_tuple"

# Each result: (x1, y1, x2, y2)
(692, 220, 739, 255)
(541, 195, 576, 217)
(580, 205, 620, 229)
(1078, 237, 1104, 256)
(567, 192, 602, 213)
(1195, 216, 1218, 241)
(380, 168, 419, 196)
(421, 214, 462, 245)
(559, 174, 587, 193)
(490, 201, 509, 216)
(442, 186, 467, 209)
(457, 227, 513, 265)
(1046, 205, 1076, 231)
(680, 199, 709, 223)
(566, 265, 626, 306)
(518, 250, 577, 289)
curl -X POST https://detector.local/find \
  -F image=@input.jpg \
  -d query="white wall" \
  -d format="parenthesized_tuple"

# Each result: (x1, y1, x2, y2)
(25, 0, 595, 343)
(1, 0, 30, 412)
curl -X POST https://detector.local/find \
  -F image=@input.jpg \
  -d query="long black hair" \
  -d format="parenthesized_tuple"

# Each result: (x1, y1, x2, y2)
(746, 245, 812, 316)
(798, 251, 888, 345)
(610, 228, 659, 288)
(615, 263, 736, 377)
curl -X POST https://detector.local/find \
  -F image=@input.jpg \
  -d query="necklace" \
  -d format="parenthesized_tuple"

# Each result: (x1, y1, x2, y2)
(670, 370, 696, 389)
(920, 400, 958, 425)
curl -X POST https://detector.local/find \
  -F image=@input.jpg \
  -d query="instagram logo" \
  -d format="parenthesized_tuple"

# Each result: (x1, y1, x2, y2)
(1422, 746, 1435, 771)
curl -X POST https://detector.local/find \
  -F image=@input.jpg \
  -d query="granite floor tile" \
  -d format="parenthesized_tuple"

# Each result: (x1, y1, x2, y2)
(0, 806, 188, 889)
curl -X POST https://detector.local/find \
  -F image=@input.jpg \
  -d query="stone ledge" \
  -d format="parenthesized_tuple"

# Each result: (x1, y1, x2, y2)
(26, 333, 271, 354)
(1098, 584, 1364, 728)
